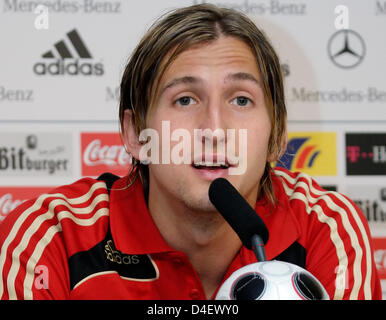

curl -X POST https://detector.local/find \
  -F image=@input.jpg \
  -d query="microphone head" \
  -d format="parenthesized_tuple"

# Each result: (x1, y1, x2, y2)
(208, 178, 269, 250)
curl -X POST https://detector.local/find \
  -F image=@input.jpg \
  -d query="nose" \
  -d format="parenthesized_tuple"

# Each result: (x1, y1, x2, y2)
(196, 95, 227, 152)
(201, 95, 224, 128)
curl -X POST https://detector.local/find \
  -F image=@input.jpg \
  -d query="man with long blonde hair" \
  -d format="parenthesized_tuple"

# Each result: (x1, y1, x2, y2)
(0, 4, 381, 300)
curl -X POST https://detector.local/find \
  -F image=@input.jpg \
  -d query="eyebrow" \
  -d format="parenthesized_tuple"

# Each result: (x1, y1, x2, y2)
(160, 72, 260, 96)
(160, 76, 202, 96)
(224, 72, 260, 86)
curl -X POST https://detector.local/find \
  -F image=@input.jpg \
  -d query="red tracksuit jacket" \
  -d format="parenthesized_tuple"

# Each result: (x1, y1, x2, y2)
(0, 168, 382, 299)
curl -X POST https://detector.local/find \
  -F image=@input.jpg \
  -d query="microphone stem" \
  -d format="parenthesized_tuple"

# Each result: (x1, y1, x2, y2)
(251, 234, 266, 262)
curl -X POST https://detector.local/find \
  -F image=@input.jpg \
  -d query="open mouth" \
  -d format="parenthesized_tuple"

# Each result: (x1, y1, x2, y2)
(190, 154, 237, 180)
(192, 162, 230, 170)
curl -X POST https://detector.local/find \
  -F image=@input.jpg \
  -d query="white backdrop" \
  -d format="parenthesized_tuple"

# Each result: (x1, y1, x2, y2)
(0, 0, 385, 298)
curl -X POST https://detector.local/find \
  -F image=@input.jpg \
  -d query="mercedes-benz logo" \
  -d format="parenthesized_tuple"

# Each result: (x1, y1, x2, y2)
(327, 29, 366, 69)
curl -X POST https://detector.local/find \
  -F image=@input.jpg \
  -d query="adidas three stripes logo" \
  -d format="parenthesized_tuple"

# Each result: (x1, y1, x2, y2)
(42, 29, 92, 59)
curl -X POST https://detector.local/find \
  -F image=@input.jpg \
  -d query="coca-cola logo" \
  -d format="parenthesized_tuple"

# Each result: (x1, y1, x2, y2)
(83, 139, 131, 166)
(0, 193, 23, 220)
(374, 249, 386, 278)
(372, 238, 386, 279)
(81, 133, 132, 177)
(0, 187, 52, 222)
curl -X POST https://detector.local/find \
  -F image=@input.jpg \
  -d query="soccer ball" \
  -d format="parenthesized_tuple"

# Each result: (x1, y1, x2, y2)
(215, 260, 330, 300)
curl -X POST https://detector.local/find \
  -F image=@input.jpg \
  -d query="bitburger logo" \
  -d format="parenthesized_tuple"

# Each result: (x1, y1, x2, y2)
(33, 29, 104, 76)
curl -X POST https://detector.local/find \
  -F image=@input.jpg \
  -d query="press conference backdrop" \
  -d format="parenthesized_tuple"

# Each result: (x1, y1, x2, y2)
(0, 0, 385, 299)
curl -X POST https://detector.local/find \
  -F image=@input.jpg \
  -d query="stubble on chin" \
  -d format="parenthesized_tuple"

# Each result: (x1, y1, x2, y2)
(175, 179, 218, 213)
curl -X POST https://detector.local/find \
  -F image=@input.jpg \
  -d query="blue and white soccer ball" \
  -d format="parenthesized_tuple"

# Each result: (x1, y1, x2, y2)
(215, 260, 330, 300)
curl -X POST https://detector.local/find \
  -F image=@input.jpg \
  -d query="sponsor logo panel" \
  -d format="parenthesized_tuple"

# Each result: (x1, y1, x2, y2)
(372, 238, 386, 280)
(346, 184, 386, 280)
(346, 185, 386, 225)
(0, 86, 34, 102)
(327, 29, 366, 69)
(0, 132, 73, 176)
(81, 132, 132, 177)
(275, 132, 337, 176)
(286, 26, 386, 113)
(346, 133, 386, 175)
(3, 0, 122, 14)
(289, 87, 386, 104)
(0, 186, 53, 222)
(33, 29, 104, 77)
(192, 0, 307, 15)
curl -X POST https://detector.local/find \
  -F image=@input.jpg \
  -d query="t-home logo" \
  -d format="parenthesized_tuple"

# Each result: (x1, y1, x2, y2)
(346, 133, 386, 175)
(33, 29, 104, 76)
(275, 132, 337, 176)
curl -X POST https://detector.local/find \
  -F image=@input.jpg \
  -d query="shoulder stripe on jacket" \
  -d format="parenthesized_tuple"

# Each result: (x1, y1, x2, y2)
(23, 205, 109, 299)
(0, 181, 107, 300)
(275, 169, 372, 300)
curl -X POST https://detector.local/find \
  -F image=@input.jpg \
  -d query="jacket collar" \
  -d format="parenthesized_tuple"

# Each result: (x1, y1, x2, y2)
(109, 176, 173, 254)
(257, 173, 301, 260)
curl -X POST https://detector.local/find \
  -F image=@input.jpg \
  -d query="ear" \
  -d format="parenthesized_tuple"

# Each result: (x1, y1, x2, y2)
(121, 109, 142, 161)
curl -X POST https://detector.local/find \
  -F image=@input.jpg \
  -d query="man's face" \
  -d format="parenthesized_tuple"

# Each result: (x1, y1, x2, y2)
(145, 36, 272, 211)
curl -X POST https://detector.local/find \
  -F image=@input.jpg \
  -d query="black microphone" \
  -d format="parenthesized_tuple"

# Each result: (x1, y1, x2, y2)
(208, 178, 269, 262)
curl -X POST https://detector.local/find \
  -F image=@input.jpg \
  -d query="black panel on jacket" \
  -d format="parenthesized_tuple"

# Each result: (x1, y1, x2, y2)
(68, 173, 157, 290)
(273, 241, 306, 269)
(97, 172, 120, 193)
(68, 231, 158, 290)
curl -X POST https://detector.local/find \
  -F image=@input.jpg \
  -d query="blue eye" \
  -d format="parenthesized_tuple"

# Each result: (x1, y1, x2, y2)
(231, 96, 251, 107)
(175, 96, 197, 107)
